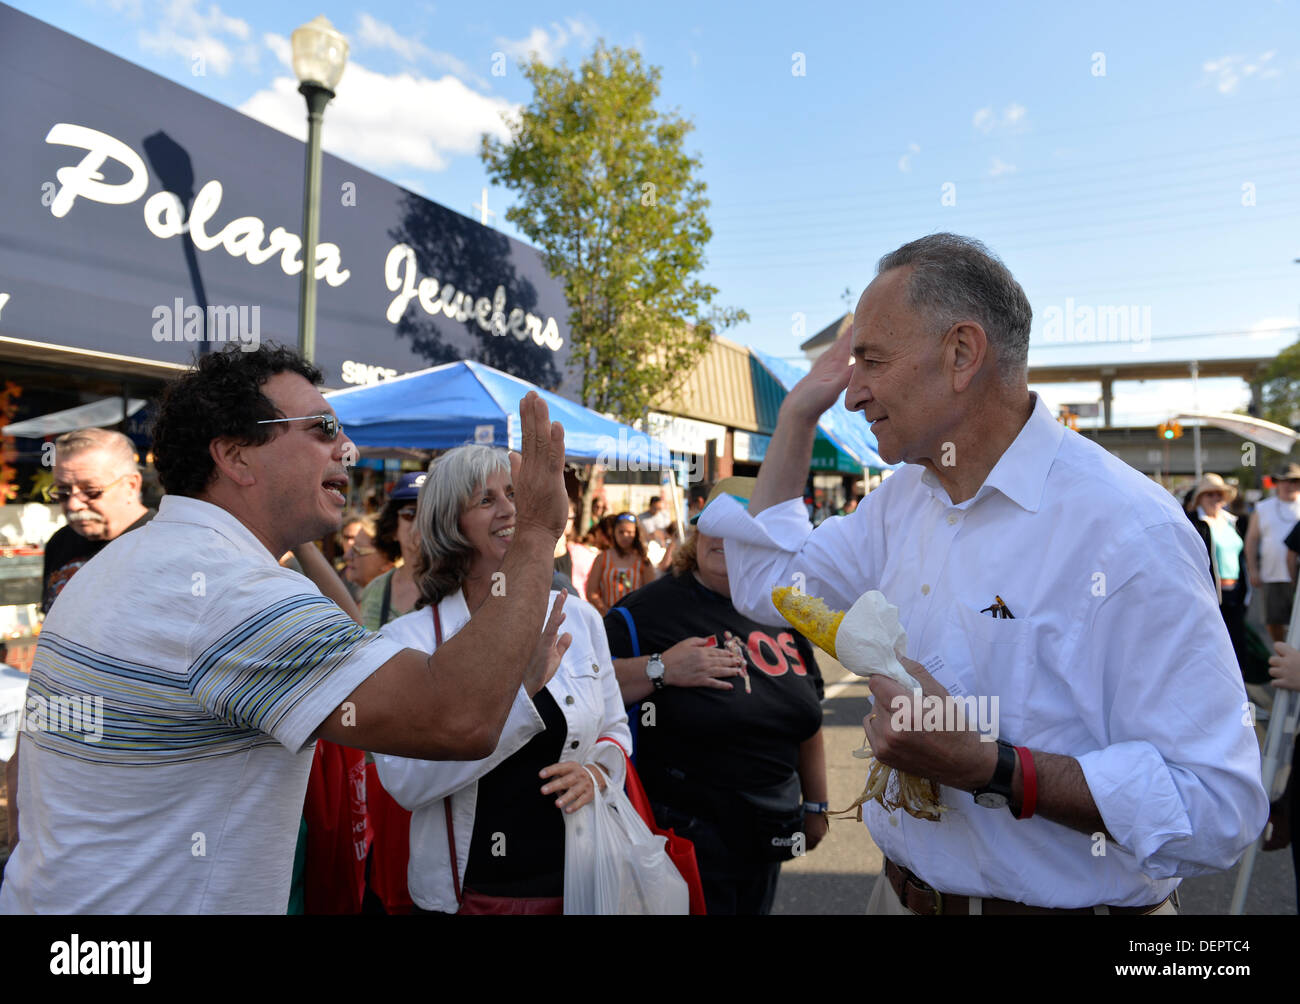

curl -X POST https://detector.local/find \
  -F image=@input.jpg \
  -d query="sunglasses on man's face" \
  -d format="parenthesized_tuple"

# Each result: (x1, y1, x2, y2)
(397, 507, 417, 521)
(49, 472, 130, 503)
(256, 414, 342, 440)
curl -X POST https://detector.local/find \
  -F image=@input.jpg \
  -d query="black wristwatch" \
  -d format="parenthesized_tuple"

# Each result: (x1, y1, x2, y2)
(972, 739, 1016, 811)
(646, 653, 665, 690)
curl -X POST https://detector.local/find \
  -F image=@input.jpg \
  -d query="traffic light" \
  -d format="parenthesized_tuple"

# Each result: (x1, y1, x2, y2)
(1157, 421, 1183, 441)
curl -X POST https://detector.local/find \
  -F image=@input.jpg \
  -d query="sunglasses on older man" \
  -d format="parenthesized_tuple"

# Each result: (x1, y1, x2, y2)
(49, 473, 131, 503)
(255, 414, 343, 439)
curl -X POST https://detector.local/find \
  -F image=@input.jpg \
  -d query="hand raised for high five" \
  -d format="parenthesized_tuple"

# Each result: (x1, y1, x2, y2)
(510, 392, 568, 542)
(524, 591, 573, 696)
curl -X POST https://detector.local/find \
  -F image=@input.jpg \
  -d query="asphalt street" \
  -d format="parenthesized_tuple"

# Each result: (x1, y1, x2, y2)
(772, 651, 1298, 916)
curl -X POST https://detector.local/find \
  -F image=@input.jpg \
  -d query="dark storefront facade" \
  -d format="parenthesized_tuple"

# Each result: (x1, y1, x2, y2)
(0, 4, 576, 635)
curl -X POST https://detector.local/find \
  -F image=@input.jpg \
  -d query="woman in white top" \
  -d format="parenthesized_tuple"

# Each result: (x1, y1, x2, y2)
(375, 445, 631, 914)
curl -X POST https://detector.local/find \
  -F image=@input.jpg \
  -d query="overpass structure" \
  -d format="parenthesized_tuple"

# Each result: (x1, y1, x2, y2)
(1027, 355, 1275, 427)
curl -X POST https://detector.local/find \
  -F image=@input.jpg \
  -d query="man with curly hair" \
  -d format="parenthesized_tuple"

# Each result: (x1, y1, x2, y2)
(1, 343, 570, 914)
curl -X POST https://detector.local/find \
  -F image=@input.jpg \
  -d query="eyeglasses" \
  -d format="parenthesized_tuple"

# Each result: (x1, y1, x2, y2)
(397, 506, 417, 521)
(349, 544, 380, 557)
(49, 473, 130, 503)
(255, 414, 342, 440)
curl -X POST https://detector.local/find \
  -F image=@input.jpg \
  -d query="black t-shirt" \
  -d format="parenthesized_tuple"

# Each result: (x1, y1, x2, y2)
(603, 572, 823, 793)
(464, 687, 567, 897)
(40, 509, 155, 613)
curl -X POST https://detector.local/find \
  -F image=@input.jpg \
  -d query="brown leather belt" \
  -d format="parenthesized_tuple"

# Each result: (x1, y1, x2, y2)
(884, 858, 1172, 916)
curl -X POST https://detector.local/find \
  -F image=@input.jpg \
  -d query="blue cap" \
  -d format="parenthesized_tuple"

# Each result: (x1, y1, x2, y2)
(390, 471, 427, 501)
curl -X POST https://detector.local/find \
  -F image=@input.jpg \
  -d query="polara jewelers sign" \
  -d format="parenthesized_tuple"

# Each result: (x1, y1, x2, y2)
(42, 123, 565, 354)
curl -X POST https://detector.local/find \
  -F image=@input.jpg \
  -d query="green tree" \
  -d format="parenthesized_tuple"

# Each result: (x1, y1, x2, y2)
(481, 43, 745, 421)
(1257, 341, 1300, 430)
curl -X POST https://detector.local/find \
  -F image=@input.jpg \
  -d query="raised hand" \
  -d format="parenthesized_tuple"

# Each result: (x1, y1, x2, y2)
(782, 322, 854, 421)
(511, 392, 568, 542)
(524, 591, 572, 695)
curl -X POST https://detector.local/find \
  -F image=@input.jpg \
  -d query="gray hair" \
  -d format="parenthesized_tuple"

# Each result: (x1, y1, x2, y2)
(413, 445, 512, 608)
(54, 427, 140, 475)
(876, 233, 1032, 379)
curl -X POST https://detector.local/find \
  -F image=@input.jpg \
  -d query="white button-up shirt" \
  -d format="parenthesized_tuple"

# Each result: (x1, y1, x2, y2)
(700, 393, 1268, 908)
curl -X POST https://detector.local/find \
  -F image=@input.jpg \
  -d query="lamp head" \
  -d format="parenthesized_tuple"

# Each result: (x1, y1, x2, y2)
(291, 15, 349, 92)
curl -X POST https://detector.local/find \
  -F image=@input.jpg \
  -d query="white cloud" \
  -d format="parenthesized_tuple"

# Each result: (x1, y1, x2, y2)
(263, 31, 290, 69)
(138, 0, 257, 76)
(989, 157, 1017, 177)
(973, 102, 1028, 134)
(897, 141, 920, 173)
(239, 53, 517, 173)
(355, 12, 483, 83)
(1202, 51, 1281, 94)
(496, 17, 598, 66)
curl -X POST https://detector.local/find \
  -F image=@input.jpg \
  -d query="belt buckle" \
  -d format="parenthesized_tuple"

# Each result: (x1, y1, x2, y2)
(903, 869, 943, 915)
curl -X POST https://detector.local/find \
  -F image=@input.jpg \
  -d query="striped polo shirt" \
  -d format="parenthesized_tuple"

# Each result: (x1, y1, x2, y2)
(0, 495, 402, 914)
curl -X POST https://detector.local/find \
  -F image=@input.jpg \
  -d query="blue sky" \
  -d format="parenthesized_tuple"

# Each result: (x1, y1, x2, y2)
(12, 0, 1300, 424)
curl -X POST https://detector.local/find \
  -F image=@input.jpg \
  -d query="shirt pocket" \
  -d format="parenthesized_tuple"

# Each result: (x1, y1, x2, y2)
(935, 602, 1035, 741)
(552, 641, 606, 756)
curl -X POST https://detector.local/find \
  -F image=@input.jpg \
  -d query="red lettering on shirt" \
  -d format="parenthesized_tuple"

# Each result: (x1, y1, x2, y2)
(777, 632, 808, 675)
(747, 631, 787, 676)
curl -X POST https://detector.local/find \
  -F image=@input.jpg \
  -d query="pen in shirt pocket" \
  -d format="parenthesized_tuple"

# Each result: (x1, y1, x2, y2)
(979, 595, 1015, 619)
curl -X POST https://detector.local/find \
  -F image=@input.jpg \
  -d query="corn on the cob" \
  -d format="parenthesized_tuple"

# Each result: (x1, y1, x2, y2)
(771, 586, 844, 659)
(772, 585, 947, 823)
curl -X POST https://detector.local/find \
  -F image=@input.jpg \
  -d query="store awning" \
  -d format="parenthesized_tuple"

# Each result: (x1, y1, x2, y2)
(1, 397, 147, 438)
(326, 360, 674, 466)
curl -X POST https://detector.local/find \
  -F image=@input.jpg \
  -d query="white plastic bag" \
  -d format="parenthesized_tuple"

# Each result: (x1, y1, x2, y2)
(563, 769, 689, 915)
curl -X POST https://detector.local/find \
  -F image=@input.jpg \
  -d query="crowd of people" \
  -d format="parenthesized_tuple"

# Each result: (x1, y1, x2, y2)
(2, 232, 1298, 916)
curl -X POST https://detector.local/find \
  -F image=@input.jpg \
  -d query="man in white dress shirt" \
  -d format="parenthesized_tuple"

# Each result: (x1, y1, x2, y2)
(699, 233, 1268, 914)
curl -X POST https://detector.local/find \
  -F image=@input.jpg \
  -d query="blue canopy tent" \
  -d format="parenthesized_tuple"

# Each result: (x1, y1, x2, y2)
(325, 360, 674, 467)
(750, 349, 893, 472)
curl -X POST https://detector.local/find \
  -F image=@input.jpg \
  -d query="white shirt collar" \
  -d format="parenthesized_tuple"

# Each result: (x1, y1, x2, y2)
(921, 392, 1063, 513)
(152, 495, 280, 565)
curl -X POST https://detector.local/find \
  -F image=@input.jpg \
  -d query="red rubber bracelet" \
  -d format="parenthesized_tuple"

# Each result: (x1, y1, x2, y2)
(1014, 745, 1037, 820)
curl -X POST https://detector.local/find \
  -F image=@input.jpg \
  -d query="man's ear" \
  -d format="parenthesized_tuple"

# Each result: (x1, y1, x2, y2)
(946, 321, 990, 393)
(209, 437, 257, 488)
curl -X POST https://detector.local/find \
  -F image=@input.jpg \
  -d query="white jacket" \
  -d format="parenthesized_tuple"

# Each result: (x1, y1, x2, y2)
(374, 589, 631, 912)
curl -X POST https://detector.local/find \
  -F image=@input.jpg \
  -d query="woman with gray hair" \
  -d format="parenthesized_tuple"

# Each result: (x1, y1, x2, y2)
(374, 445, 631, 914)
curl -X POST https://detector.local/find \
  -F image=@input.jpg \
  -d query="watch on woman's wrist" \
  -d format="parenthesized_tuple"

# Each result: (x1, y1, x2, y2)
(645, 653, 665, 690)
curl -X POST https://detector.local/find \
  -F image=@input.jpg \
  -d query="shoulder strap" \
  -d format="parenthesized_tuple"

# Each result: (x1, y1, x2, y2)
(433, 603, 458, 905)
(379, 571, 394, 626)
(613, 605, 640, 657)
(444, 800, 462, 905)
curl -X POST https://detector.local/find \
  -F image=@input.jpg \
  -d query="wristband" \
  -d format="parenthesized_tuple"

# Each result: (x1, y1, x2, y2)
(803, 801, 829, 814)
(1013, 745, 1037, 820)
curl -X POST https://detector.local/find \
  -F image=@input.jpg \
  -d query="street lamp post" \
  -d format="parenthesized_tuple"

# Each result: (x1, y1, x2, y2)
(291, 15, 348, 364)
